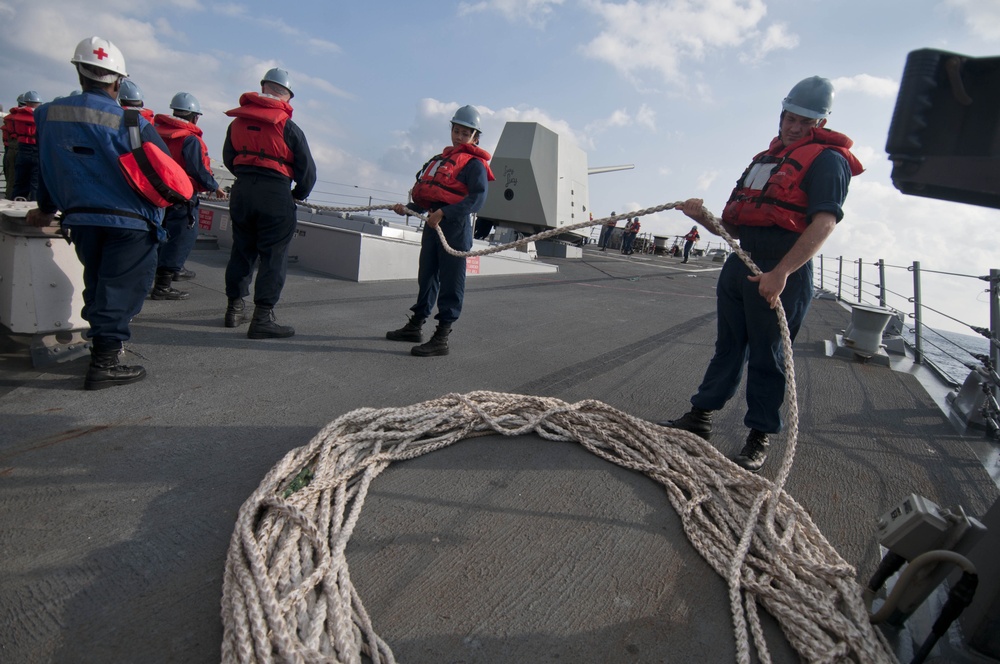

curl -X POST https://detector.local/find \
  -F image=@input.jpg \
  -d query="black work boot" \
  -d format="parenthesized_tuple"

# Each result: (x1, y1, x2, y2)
(172, 267, 196, 281)
(84, 342, 146, 390)
(734, 429, 770, 472)
(150, 270, 190, 300)
(224, 297, 248, 328)
(386, 315, 426, 342)
(411, 323, 451, 357)
(657, 406, 714, 441)
(247, 306, 295, 339)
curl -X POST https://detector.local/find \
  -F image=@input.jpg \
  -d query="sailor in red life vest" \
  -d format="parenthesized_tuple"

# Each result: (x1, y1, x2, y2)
(222, 67, 316, 339)
(659, 77, 864, 473)
(681, 226, 700, 263)
(387, 104, 495, 357)
(2, 94, 21, 199)
(9, 90, 42, 200)
(149, 92, 227, 301)
(118, 79, 155, 123)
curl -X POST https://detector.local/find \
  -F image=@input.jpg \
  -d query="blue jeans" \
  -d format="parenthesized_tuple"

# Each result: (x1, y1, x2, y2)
(412, 215, 473, 324)
(157, 199, 198, 273)
(70, 226, 157, 344)
(690, 253, 814, 433)
(11, 144, 39, 201)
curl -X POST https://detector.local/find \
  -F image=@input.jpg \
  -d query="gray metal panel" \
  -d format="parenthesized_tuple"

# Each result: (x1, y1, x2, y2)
(479, 122, 560, 230)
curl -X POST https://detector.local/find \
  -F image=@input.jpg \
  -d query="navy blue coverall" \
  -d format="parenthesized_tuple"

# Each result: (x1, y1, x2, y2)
(407, 158, 488, 324)
(689, 149, 853, 434)
(222, 118, 316, 308)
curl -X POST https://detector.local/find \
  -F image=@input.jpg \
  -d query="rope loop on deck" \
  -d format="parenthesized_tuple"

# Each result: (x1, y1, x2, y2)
(222, 395, 897, 663)
(222, 201, 897, 663)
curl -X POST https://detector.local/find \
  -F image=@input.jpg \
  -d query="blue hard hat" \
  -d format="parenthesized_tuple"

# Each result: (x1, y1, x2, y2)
(22, 90, 42, 104)
(782, 76, 835, 119)
(261, 68, 293, 99)
(118, 79, 144, 104)
(451, 105, 481, 132)
(169, 91, 202, 115)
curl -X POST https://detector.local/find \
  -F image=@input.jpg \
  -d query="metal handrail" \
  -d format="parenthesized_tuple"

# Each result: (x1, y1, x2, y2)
(815, 256, 1000, 436)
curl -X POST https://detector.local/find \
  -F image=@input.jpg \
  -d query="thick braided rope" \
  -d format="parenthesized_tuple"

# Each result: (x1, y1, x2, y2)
(293, 201, 683, 258)
(221, 202, 898, 663)
(221, 393, 897, 663)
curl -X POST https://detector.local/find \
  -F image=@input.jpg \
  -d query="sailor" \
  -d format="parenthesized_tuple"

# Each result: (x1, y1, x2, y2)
(681, 226, 700, 263)
(8, 90, 42, 200)
(659, 77, 864, 471)
(26, 36, 172, 390)
(150, 92, 226, 300)
(386, 104, 494, 356)
(2, 93, 23, 198)
(118, 79, 155, 122)
(222, 67, 316, 338)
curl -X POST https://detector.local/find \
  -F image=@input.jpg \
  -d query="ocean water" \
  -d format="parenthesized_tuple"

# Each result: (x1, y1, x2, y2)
(902, 327, 993, 386)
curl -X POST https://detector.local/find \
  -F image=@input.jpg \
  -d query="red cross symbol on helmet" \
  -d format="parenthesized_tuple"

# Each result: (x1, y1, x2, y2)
(93, 47, 109, 60)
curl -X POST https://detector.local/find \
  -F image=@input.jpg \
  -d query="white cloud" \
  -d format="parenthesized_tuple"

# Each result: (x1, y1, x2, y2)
(831, 74, 899, 98)
(458, 0, 565, 27)
(740, 22, 799, 64)
(943, 0, 1000, 41)
(696, 170, 719, 191)
(636, 104, 657, 131)
(580, 0, 793, 88)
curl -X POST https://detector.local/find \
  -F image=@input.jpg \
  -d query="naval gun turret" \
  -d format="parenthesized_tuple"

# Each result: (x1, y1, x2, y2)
(475, 122, 632, 251)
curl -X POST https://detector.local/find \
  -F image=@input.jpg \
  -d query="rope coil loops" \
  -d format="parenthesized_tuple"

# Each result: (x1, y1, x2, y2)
(222, 391, 897, 663)
(222, 200, 897, 663)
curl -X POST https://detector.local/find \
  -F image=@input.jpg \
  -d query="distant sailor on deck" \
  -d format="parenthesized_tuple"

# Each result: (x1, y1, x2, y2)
(8, 90, 42, 201)
(151, 92, 226, 300)
(387, 104, 495, 357)
(659, 77, 864, 472)
(222, 67, 316, 338)
(2, 93, 23, 199)
(27, 36, 173, 390)
(118, 79, 155, 123)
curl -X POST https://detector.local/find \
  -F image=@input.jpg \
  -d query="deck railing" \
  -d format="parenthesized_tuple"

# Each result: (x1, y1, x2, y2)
(816, 255, 1000, 437)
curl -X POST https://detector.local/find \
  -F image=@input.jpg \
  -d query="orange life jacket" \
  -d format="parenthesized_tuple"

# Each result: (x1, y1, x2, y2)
(723, 128, 864, 233)
(8, 107, 37, 145)
(410, 143, 495, 209)
(224, 92, 295, 178)
(154, 114, 214, 192)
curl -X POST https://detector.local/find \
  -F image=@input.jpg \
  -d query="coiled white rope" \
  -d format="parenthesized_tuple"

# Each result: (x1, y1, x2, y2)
(221, 201, 898, 663)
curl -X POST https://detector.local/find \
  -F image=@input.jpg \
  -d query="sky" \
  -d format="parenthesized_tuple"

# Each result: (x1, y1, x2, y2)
(1, 0, 998, 335)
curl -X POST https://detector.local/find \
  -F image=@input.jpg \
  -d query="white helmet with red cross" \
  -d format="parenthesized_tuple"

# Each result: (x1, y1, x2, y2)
(71, 36, 128, 83)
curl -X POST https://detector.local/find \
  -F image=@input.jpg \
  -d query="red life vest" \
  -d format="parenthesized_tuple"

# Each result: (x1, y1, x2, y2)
(8, 107, 37, 145)
(224, 92, 295, 178)
(723, 128, 864, 233)
(410, 143, 495, 209)
(2, 114, 16, 146)
(684, 229, 700, 242)
(153, 114, 214, 192)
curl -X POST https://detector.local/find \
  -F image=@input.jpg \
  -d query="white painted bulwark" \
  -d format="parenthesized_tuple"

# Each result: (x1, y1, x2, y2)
(198, 200, 558, 282)
(0, 204, 86, 335)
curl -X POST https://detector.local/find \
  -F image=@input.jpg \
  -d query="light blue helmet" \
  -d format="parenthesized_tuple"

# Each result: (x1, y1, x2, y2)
(169, 91, 202, 115)
(16, 93, 25, 106)
(451, 104, 481, 133)
(782, 76, 834, 120)
(22, 90, 42, 104)
(118, 79, 144, 104)
(261, 67, 293, 99)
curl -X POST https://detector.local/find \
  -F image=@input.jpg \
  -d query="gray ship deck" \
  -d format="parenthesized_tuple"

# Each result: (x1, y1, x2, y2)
(2, 244, 997, 663)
